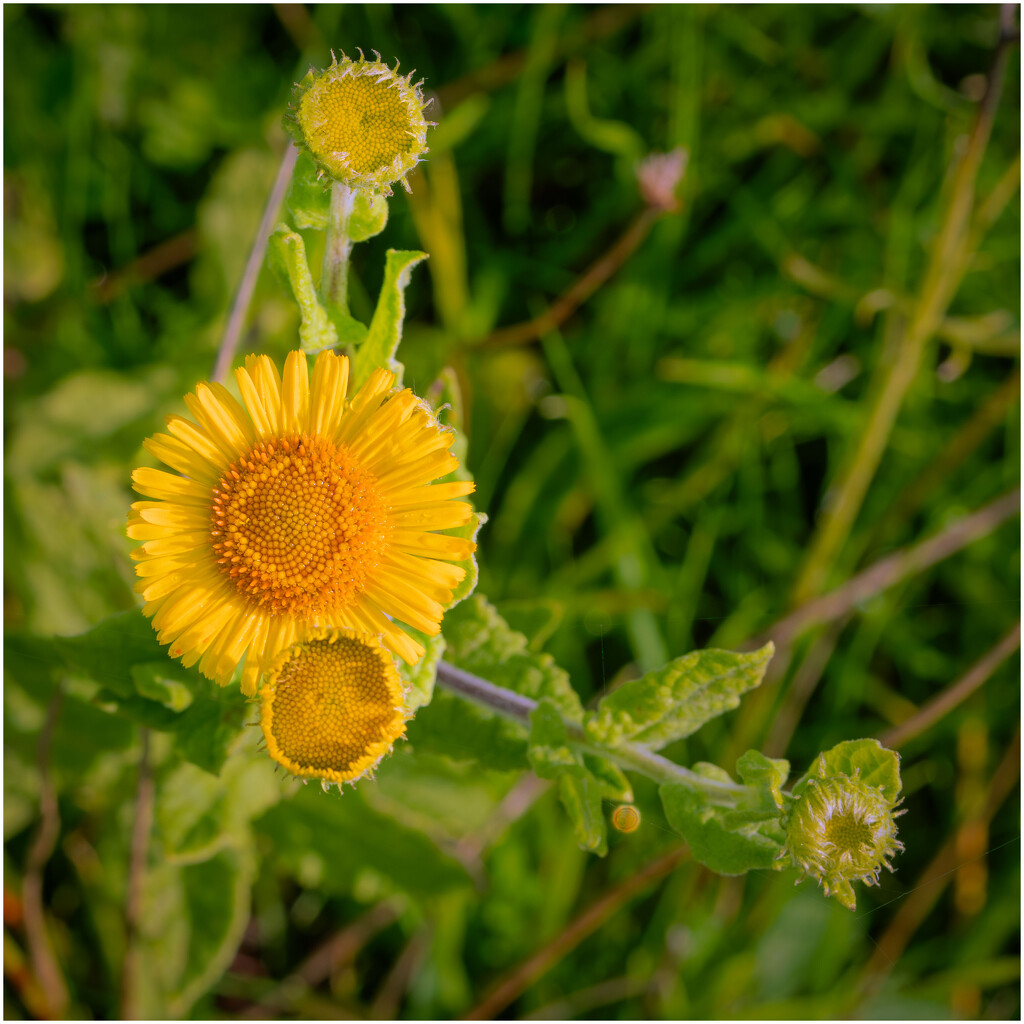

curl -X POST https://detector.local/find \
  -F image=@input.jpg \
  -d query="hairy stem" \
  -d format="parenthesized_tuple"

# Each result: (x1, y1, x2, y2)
(434, 660, 745, 798)
(321, 180, 356, 315)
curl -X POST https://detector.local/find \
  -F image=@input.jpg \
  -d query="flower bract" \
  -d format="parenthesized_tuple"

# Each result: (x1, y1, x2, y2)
(285, 50, 431, 195)
(260, 627, 407, 784)
(129, 350, 475, 694)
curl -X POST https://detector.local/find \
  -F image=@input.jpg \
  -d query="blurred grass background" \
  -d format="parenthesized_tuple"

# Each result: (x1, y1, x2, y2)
(4, 4, 1020, 1019)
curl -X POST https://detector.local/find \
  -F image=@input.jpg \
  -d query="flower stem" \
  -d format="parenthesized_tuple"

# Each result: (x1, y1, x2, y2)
(322, 180, 357, 315)
(434, 660, 745, 800)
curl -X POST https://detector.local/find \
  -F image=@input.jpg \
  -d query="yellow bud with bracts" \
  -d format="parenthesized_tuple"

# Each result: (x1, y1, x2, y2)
(783, 774, 904, 911)
(285, 49, 432, 196)
(259, 628, 408, 785)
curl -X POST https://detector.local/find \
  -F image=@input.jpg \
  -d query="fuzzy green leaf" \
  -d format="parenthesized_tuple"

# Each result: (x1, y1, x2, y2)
(528, 699, 607, 856)
(39, 612, 247, 775)
(404, 688, 529, 771)
(583, 753, 633, 803)
(445, 511, 484, 609)
(660, 782, 785, 875)
(586, 643, 774, 750)
(267, 223, 349, 353)
(399, 628, 446, 712)
(351, 248, 427, 389)
(737, 750, 790, 811)
(348, 189, 389, 242)
(256, 781, 472, 897)
(443, 595, 584, 720)
(285, 149, 330, 230)
(167, 846, 256, 1018)
(794, 739, 902, 805)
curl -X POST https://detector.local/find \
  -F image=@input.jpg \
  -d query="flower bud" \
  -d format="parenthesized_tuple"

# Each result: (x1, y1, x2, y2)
(783, 774, 904, 910)
(260, 628, 408, 785)
(285, 49, 431, 196)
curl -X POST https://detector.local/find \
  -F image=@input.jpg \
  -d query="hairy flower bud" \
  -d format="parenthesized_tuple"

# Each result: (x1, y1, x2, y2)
(783, 774, 904, 911)
(285, 49, 431, 196)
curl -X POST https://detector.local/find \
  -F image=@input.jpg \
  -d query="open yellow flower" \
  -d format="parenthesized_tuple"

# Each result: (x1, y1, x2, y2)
(260, 628, 407, 784)
(128, 350, 475, 695)
(286, 50, 431, 195)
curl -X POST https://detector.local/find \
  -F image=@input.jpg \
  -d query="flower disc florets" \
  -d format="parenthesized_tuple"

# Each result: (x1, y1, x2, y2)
(285, 49, 431, 196)
(260, 627, 407, 784)
(128, 349, 476, 695)
(784, 774, 904, 911)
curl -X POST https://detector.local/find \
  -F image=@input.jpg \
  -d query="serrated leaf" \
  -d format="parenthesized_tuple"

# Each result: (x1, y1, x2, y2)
(351, 248, 427, 390)
(794, 739, 902, 805)
(399, 628, 446, 712)
(586, 643, 774, 750)
(528, 699, 607, 856)
(737, 750, 790, 811)
(256, 781, 472, 897)
(443, 595, 583, 721)
(660, 782, 784, 875)
(267, 223, 344, 353)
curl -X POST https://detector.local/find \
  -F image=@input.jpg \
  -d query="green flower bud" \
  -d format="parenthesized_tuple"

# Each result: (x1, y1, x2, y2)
(783, 774, 904, 911)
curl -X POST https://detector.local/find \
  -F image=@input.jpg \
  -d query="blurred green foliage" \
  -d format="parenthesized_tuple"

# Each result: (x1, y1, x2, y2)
(4, 4, 1020, 1020)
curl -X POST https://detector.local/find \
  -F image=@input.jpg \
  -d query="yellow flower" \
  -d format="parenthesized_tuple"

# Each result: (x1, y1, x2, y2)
(260, 627, 407, 784)
(286, 50, 431, 196)
(128, 350, 475, 695)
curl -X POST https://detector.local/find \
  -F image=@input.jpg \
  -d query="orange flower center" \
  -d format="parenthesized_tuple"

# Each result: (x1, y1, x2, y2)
(264, 633, 405, 778)
(210, 432, 387, 616)
(299, 71, 415, 175)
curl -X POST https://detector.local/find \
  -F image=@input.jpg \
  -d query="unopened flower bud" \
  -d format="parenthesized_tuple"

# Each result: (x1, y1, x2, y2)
(783, 774, 904, 911)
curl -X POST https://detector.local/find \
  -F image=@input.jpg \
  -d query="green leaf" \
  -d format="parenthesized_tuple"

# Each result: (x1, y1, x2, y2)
(348, 189, 389, 242)
(443, 595, 583, 721)
(404, 688, 528, 772)
(445, 511, 484, 609)
(400, 628, 446, 712)
(285, 149, 330, 230)
(582, 753, 633, 803)
(167, 846, 256, 1018)
(51, 610, 174, 698)
(794, 739, 902, 805)
(267, 223, 343, 353)
(351, 248, 427, 390)
(586, 643, 774, 750)
(737, 750, 790, 811)
(660, 782, 784, 875)
(32, 611, 248, 776)
(256, 781, 472, 897)
(528, 699, 607, 856)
